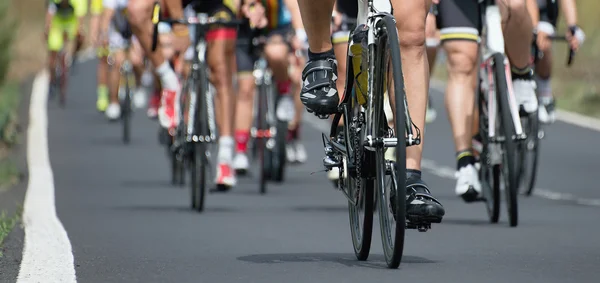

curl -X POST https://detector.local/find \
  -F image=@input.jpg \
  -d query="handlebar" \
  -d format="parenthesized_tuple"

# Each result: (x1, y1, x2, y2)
(532, 30, 576, 67)
(150, 2, 242, 52)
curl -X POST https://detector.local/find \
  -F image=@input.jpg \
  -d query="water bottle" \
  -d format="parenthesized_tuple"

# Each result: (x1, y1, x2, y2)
(350, 24, 369, 106)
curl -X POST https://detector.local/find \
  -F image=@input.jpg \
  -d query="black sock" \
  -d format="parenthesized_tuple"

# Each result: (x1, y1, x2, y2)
(308, 48, 335, 62)
(406, 169, 421, 179)
(456, 150, 475, 170)
(511, 65, 533, 80)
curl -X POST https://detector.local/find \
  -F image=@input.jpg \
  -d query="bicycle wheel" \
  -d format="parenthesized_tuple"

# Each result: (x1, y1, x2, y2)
(59, 51, 68, 107)
(478, 82, 500, 223)
(376, 16, 406, 268)
(493, 53, 518, 227)
(190, 69, 213, 211)
(518, 110, 540, 196)
(122, 74, 131, 144)
(270, 119, 287, 182)
(344, 73, 374, 260)
(256, 83, 270, 194)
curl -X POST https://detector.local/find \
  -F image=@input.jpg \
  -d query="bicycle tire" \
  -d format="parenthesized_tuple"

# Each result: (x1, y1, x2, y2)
(59, 52, 68, 107)
(122, 74, 131, 144)
(190, 67, 212, 210)
(518, 110, 540, 196)
(376, 16, 406, 269)
(256, 83, 270, 194)
(271, 120, 287, 182)
(478, 82, 500, 223)
(343, 39, 374, 260)
(493, 53, 519, 227)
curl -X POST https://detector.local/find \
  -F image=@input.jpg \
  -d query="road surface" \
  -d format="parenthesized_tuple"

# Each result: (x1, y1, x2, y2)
(4, 59, 600, 282)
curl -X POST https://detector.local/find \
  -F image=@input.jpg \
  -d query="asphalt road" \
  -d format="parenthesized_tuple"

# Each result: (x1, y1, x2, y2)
(8, 59, 600, 282)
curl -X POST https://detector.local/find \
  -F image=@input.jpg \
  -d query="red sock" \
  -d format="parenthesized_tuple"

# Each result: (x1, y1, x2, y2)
(277, 80, 291, 95)
(235, 130, 250, 153)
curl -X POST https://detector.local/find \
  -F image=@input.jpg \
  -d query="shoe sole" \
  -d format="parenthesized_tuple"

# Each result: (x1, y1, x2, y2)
(234, 168, 248, 176)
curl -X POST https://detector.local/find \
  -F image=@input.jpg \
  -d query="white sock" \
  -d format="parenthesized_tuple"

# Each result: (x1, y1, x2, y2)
(218, 136, 234, 164)
(155, 61, 179, 90)
(535, 76, 552, 99)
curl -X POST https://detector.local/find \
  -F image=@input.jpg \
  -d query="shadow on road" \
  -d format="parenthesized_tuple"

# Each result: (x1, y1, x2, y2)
(291, 205, 348, 213)
(441, 218, 503, 226)
(112, 205, 239, 214)
(237, 253, 436, 269)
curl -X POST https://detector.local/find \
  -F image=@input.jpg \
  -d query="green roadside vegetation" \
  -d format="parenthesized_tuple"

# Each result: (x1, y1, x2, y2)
(431, 1, 600, 118)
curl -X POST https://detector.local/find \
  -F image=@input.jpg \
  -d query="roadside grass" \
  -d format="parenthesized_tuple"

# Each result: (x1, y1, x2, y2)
(0, 206, 23, 257)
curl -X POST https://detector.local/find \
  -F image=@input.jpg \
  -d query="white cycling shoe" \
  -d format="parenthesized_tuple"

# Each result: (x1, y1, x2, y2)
(455, 164, 482, 203)
(513, 79, 538, 113)
(233, 153, 249, 175)
(105, 103, 121, 121)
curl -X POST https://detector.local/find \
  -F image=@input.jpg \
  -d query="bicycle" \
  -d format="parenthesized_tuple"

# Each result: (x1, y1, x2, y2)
(151, 2, 241, 211)
(49, 48, 69, 108)
(518, 31, 576, 196)
(476, 0, 533, 227)
(321, 0, 424, 268)
(108, 40, 136, 145)
(247, 34, 291, 194)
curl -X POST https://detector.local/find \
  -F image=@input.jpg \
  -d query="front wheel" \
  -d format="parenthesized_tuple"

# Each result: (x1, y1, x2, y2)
(493, 53, 519, 227)
(518, 111, 540, 196)
(376, 16, 407, 269)
(190, 144, 207, 212)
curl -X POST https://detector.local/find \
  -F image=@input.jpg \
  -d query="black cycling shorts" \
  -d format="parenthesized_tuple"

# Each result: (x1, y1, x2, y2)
(336, 0, 358, 19)
(236, 24, 293, 75)
(538, 0, 560, 27)
(435, 0, 480, 43)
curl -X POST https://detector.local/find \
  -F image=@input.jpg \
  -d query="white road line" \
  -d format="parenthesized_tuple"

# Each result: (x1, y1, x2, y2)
(302, 114, 600, 208)
(17, 70, 77, 283)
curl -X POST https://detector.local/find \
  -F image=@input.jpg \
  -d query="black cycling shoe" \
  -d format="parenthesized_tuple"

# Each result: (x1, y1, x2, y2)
(404, 175, 445, 224)
(300, 58, 339, 118)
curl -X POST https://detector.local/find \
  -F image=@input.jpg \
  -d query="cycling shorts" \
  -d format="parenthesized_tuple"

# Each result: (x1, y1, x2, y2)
(235, 24, 293, 75)
(183, 0, 237, 41)
(538, 0, 559, 27)
(336, 0, 358, 19)
(435, 0, 480, 43)
(48, 16, 79, 51)
(91, 0, 103, 15)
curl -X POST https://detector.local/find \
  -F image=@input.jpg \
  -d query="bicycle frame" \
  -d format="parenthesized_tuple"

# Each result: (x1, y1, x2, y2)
(185, 13, 217, 144)
(356, 0, 417, 151)
(479, 0, 525, 140)
(251, 45, 277, 144)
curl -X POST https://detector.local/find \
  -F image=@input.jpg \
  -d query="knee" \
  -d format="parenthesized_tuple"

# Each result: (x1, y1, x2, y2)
(445, 46, 478, 78)
(209, 58, 228, 87)
(127, 0, 151, 26)
(237, 79, 255, 101)
(265, 43, 288, 65)
(397, 24, 427, 53)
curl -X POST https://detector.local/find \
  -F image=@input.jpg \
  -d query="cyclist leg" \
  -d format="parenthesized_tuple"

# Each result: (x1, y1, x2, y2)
(47, 15, 64, 88)
(437, 0, 482, 202)
(425, 5, 439, 123)
(233, 32, 255, 174)
(288, 46, 307, 164)
(127, 0, 186, 129)
(130, 36, 149, 108)
(534, 1, 557, 123)
(203, 5, 238, 188)
(106, 26, 128, 121)
(498, 0, 537, 113)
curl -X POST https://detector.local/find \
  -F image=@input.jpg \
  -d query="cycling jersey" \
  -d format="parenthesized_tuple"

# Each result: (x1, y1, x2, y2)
(183, 0, 238, 15)
(91, 0, 103, 15)
(47, 0, 87, 19)
(103, 0, 133, 50)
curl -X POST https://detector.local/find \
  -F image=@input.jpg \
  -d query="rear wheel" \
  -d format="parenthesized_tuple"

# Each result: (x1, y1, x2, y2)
(122, 75, 131, 144)
(518, 110, 540, 196)
(493, 53, 519, 227)
(271, 120, 287, 182)
(256, 83, 270, 194)
(376, 16, 407, 269)
(478, 82, 500, 223)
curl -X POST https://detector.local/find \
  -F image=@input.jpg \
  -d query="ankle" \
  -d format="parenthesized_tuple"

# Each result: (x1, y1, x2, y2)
(456, 150, 475, 170)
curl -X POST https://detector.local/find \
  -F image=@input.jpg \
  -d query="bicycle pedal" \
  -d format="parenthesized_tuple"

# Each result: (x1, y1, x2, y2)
(406, 221, 432, 232)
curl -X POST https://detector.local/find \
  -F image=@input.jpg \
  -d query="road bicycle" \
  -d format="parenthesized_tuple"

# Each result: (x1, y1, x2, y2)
(322, 0, 426, 268)
(518, 30, 576, 196)
(246, 34, 291, 194)
(108, 40, 136, 145)
(151, 2, 241, 211)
